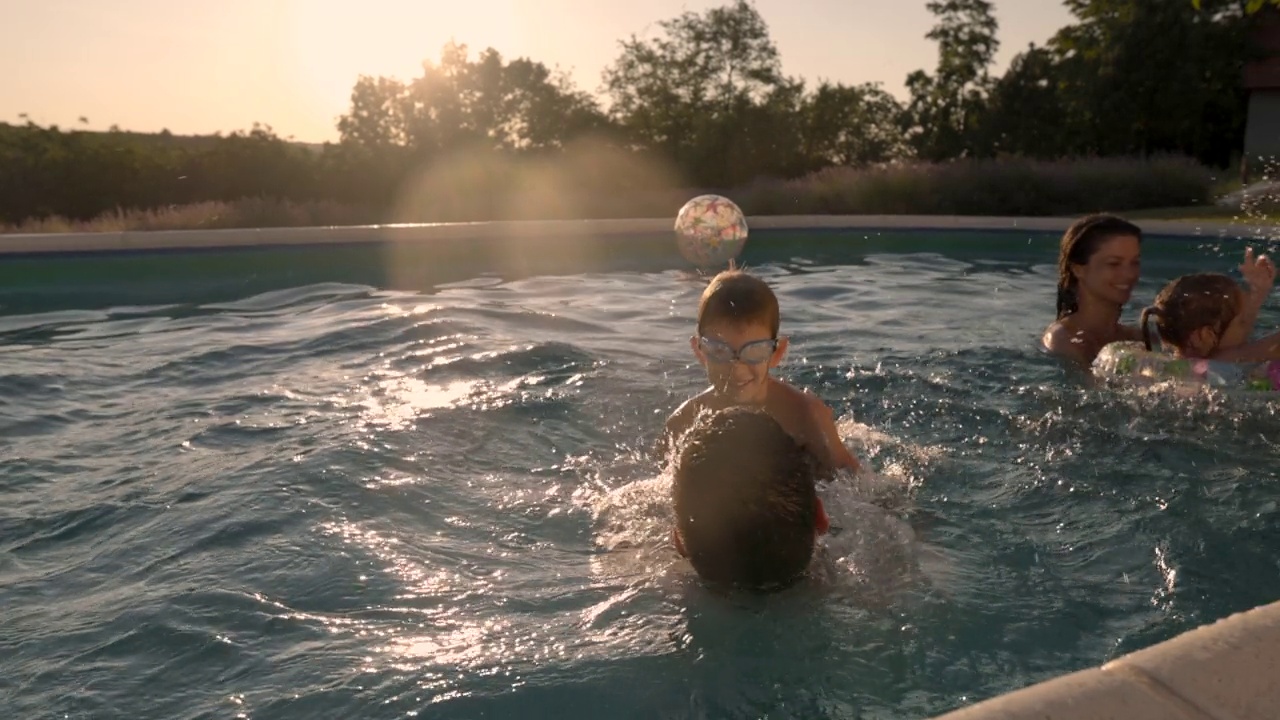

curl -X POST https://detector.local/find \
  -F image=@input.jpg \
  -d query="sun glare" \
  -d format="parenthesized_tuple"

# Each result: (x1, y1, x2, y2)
(282, 1, 523, 138)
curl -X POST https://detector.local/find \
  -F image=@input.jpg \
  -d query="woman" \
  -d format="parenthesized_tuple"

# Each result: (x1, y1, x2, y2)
(1041, 214, 1145, 365)
(1042, 214, 1270, 365)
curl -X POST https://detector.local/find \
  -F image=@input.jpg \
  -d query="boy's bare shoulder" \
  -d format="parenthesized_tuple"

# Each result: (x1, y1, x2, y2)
(767, 379, 841, 441)
(768, 378, 832, 415)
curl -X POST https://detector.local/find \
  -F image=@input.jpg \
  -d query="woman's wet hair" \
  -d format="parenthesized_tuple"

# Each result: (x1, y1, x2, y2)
(1139, 273, 1242, 353)
(671, 407, 819, 592)
(1056, 214, 1143, 319)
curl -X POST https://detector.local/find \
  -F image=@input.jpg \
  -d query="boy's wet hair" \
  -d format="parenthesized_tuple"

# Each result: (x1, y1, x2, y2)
(1056, 214, 1143, 319)
(697, 270, 781, 337)
(672, 407, 819, 592)
(1140, 273, 1242, 353)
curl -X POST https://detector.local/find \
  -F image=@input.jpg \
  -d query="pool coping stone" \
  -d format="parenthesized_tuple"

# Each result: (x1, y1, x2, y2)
(932, 597, 1280, 719)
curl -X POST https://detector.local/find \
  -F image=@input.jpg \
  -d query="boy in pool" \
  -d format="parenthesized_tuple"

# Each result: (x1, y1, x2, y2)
(663, 269, 861, 475)
(670, 406, 830, 591)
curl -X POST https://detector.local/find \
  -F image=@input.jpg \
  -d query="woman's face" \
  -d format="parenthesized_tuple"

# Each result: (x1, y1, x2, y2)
(1071, 234, 1142, 308)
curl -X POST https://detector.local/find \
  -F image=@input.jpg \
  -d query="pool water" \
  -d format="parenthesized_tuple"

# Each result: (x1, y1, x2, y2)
(3, 230, 1279, 719)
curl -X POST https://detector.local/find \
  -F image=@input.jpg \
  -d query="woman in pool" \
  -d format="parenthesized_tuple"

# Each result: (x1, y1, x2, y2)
(1042, 214, 1270, 365)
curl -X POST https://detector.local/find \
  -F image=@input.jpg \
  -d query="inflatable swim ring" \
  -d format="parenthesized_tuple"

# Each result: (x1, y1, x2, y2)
(1093, 341, 1280, 392)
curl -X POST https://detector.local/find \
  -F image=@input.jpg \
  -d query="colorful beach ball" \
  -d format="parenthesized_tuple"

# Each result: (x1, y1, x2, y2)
(674, 194, 748, 268)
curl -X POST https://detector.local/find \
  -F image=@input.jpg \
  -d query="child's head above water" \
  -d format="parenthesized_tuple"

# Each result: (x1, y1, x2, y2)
(692, 270, 787, 403)
(671, 406, 828, 592)
(697, 269, 781, 337)
(1140, 273, 1243, 357)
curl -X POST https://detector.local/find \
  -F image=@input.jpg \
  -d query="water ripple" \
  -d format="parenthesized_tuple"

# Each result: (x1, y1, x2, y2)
(2, 240, 1279, 720)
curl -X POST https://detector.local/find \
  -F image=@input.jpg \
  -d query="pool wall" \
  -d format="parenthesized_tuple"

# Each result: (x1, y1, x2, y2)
(4, 214, 1278, 719)
(1, 214, 1277, 256)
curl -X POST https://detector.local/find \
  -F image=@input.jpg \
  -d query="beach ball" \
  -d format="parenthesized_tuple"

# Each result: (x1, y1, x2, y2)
(674, 194, 748, 268)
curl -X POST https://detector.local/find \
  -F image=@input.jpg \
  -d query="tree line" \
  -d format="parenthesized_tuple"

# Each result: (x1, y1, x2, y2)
(1, 0, 1275, 225)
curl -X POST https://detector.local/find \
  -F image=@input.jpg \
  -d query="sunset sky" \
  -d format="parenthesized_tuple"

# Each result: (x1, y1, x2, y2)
(1, 0, 1074, 143)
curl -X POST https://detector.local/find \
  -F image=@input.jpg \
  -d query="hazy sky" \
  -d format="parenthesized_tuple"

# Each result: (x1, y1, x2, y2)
(1, 0, 1075, 142)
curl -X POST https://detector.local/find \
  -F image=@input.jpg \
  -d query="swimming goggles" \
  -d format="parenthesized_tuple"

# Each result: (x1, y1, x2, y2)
(697, 336, 779, 365)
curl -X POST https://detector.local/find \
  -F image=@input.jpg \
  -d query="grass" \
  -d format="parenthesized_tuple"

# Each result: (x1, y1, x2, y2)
(3, 155, 1275, 234)
(1124, 206, 1279, 223)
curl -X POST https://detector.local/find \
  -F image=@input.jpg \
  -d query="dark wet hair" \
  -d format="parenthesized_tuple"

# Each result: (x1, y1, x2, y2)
(1139, 273, 1242, 354)
(1056, 214, 1143, 319)
(671, 407, 818, 592)
(697, 270, 780, 337)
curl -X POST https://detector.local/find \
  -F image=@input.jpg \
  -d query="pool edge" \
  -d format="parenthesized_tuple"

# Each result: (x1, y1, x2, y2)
(2, 215, 1277, 255)
(931, 599, 1280, 719)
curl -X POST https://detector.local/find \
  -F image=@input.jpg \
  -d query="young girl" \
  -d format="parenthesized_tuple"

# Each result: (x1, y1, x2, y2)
(1136, 264, 1280, 389)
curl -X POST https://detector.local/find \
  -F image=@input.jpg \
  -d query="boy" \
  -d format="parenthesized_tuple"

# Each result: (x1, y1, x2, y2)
(664, 269, 861, 474)
(671, 406, 830, 591)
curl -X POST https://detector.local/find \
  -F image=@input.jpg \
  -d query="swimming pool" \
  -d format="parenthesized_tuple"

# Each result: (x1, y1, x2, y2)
(3, 225, 1279, 719)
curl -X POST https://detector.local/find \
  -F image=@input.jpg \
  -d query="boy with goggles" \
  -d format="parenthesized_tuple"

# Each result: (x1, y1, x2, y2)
(663, 270, 861, 475)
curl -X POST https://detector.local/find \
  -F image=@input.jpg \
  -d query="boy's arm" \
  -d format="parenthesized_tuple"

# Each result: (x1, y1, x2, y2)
(806, 394, 861, 473)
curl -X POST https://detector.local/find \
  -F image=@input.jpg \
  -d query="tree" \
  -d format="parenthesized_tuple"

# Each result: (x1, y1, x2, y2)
(338, 42, 605, 158)
(802, 82, 909, 166)
(1048, 0, 1249, 166)
(602, 0, 794, 184)
(338, 75, 408, 148)
(462, 50, 606, 152)
(905, 0, 1000, 160)
(981, 44, 1073, 158)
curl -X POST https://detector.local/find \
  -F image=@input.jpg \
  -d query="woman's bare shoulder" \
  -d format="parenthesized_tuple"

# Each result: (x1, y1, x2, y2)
(1042, 319, 1091, 363)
